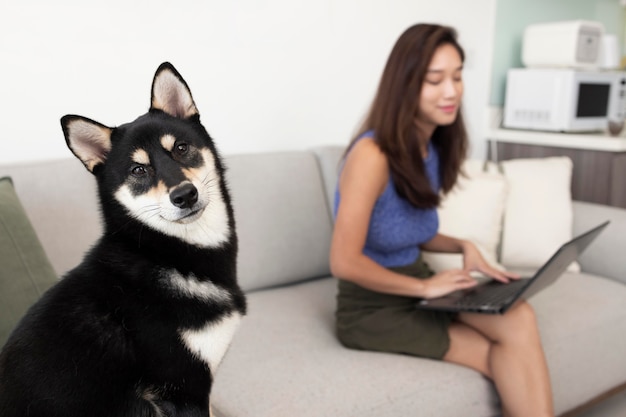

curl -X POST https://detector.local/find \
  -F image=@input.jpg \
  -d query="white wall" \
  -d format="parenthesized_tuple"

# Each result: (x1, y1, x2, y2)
(0, 0, 496, 165)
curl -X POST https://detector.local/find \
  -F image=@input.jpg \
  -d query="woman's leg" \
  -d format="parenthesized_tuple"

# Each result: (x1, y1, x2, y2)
(444, 321, 492, 378)
(447, 301, 553, 417)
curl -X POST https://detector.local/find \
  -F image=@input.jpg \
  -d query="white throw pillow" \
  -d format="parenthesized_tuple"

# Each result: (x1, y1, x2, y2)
(499, 157, 579, 272)
(422, 160, 508, 273)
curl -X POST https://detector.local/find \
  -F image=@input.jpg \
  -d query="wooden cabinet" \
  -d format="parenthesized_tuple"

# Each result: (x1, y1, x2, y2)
(487, 129, 626, 209)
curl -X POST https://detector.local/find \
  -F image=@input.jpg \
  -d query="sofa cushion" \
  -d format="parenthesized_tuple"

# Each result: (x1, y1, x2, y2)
(211, 271, 626, 417)
(573, 200, 626, 284)
(499, 157, 579, 272)
(424, 159, 507, 272)
(530, 272, 626, 412)
(225, 152, 334, 292)
(212, 277, 500, 417)
(0, 177, 58, 346)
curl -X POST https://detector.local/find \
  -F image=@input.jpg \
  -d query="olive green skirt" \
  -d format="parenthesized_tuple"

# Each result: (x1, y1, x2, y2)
(335, 257, 454, 360)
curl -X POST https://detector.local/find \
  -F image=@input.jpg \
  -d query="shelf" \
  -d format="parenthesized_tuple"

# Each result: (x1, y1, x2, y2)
(488, 128, 626, 152)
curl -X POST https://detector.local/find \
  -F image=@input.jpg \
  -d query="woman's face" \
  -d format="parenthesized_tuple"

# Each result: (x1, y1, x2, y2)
(416, 43, 464, 131)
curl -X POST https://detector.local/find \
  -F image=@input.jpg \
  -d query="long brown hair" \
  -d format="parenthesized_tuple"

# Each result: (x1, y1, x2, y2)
(348, 23, 468, 209)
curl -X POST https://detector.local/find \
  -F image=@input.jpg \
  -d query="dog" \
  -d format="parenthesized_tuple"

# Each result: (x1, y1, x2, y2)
(0, 62, 246, 417)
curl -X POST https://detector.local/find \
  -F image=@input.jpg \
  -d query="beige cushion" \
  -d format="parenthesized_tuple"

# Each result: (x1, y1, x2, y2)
(499, 157, 579, 271)
(424, 160, 508, 272)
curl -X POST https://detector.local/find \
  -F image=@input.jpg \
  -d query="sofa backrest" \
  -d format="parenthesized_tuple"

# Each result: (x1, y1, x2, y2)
(2, 158, 102, 277)
(312, 145, 344, 219)
(1, 149, 339, 293)
(4, 147, 588, 293)
(225, 151, 335, 292)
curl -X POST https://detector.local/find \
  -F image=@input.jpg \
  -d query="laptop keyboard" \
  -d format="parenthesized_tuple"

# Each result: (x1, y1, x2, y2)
(454, 279, 528, 308)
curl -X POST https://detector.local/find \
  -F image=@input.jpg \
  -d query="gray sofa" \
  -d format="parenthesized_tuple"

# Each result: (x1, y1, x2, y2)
(2, 147, 626, 416)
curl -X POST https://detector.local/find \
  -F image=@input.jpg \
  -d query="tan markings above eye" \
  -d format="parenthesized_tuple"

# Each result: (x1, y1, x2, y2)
(132, 149, 150, 165)
(161, 134, 176, 152)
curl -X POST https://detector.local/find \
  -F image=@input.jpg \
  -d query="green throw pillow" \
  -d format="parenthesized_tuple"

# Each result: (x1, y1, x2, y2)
(0, 176, 58, 347)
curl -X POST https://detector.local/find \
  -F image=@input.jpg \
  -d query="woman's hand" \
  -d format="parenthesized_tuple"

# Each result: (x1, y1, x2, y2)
(461, 241, 520, 283)
(421, 269, 478, 299)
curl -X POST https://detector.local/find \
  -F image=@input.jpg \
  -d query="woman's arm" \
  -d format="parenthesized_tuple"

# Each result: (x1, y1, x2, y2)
(420, 233, 466, 253)
(330, 139, 478, 299)
(420, 233, 519, 283)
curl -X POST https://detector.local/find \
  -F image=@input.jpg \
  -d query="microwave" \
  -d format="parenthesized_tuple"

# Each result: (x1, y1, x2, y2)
(503, 68, 626, 132)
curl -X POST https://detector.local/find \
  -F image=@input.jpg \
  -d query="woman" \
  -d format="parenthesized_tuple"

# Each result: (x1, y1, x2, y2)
(330, 24, 554, 417)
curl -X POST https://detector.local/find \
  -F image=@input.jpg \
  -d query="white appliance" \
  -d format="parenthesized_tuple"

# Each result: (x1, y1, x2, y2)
(503, 68, 626, 132)
(599, 34, 620, 70)
(522, 20, 604, 69)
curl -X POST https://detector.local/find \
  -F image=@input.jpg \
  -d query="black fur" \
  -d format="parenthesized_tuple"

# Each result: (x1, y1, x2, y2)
(0, 63, 246, 417)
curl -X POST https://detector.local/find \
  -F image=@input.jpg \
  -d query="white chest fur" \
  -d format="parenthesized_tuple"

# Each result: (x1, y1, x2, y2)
(180, 312, 242, 373)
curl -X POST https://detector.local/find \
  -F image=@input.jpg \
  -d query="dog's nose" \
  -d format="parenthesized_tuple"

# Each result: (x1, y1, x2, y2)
(170, 183, 198, 209)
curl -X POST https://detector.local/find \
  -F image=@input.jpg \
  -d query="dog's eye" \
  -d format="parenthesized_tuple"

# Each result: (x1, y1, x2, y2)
(131, 165, 148, 177)
(174, 143, 189, 155)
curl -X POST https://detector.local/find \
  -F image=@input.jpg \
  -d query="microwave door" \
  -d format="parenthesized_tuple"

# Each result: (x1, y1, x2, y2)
(571, 82, 610, 131)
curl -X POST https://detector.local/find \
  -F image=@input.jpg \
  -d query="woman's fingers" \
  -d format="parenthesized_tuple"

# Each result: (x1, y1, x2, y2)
(423, 269, 477, 299)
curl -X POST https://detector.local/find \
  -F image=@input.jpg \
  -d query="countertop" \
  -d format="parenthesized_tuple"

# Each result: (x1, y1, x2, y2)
(487, 128, 626, 152)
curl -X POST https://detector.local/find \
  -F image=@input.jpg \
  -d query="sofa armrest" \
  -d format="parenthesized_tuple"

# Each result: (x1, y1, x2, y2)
(573, 200, 626, 285)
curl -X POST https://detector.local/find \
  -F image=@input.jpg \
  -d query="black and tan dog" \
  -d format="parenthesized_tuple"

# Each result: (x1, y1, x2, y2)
(0, 63, 246, 417)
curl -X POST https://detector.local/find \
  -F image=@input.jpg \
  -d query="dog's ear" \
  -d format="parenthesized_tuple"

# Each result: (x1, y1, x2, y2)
(150, 62, 199, 119)
(61, 115, 113, 173)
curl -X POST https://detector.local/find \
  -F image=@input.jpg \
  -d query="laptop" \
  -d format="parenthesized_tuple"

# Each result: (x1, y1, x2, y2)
(416, 221, 610, 314)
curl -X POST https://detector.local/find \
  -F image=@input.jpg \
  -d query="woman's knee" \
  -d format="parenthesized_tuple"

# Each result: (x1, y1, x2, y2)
(501, 301, 540, 341)
(461, 301, 540, 344)
(507, 301, 537, 324)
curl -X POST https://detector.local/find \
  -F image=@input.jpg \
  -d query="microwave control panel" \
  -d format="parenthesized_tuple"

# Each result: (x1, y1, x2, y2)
(616, 77, 626, 121)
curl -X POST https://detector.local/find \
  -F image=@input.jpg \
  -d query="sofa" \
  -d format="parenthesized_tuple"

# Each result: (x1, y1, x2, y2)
(1, 146, 626, 417)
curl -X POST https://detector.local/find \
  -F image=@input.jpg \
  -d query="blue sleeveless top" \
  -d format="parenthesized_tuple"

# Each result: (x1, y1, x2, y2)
(333, 134, 440, 268)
